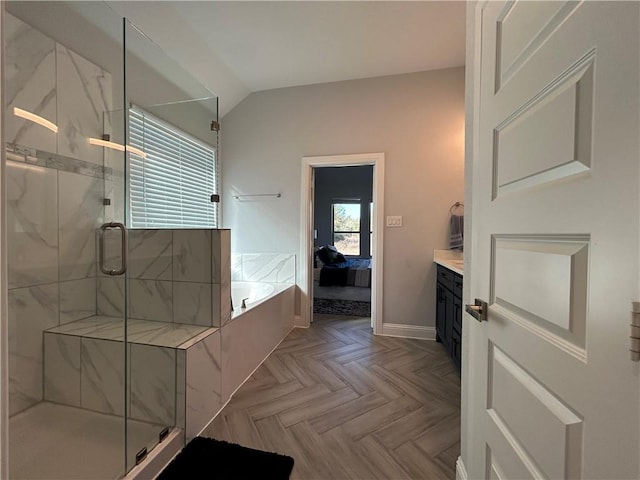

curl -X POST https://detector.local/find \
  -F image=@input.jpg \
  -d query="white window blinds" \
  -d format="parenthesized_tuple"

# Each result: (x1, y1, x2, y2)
(128, 108, 218, 228)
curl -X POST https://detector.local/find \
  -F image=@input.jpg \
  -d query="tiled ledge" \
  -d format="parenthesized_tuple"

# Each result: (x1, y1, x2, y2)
(6, 144, 115, 180)
(46, 315, 216, 349)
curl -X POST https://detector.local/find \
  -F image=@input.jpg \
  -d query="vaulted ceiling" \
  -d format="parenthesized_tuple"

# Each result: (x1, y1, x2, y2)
(107, 1, 466, 116)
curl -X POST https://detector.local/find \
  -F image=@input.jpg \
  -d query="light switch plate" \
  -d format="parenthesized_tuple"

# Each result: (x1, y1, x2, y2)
(386, 215, 403, 227)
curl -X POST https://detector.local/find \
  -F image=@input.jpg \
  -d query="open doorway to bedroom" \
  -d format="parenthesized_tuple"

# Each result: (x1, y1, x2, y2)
(300, 152, 384, 333)
(312, 166, 373, 318)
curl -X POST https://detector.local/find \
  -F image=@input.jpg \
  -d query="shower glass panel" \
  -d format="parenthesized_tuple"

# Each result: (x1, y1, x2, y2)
(5, 1, 129, 478)
(123, 17, 220, 473)
(4, 2, 218, 475)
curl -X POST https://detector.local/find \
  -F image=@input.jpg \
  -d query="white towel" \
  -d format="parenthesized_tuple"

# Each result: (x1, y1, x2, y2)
(449, 214, 464, 250)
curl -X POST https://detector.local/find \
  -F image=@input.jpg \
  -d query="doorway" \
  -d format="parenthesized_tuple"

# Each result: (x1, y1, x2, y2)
(313, 166, 373, 320)
(299, 153, 385, 333)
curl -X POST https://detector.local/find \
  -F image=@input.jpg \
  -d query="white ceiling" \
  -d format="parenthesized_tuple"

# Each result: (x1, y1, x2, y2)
(107, 1, 466, 116)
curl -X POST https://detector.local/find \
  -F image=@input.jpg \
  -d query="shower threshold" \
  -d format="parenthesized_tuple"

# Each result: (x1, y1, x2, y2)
(9, 402, 171, 479)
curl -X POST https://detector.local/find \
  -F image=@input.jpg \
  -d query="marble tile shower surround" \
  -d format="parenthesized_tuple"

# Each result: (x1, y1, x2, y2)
(44, 331, 180, 426)
(231, 253, 296, 284)
(6, 12, 114, 416)
(97, 229, 231, 328)
(43, 324, 221, 430)
(5, 12, 57, 153)
(5, 13, 113, 166)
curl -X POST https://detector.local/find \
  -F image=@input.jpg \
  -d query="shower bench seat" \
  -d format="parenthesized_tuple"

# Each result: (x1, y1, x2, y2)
(43, 315, 222, 443)
(45, 315, 217, 349)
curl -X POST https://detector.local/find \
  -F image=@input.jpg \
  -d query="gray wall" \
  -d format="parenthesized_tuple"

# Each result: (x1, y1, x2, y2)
(221, 67, 465, 328)
(314, 166, 373, 257)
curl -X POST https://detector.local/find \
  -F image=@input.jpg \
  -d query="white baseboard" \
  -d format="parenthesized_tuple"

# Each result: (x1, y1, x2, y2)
(380, 323, 436, 340)
(456, 456, 468, 480)
(294, 314, 308, 327)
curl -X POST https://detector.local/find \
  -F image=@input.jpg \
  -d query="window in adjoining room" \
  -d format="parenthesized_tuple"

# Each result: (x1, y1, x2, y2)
(332, 201, 361, 256)
(128, 107, 218, 228)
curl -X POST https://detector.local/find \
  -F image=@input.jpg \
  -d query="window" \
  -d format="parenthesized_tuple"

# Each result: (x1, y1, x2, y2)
(128, 107, 218, 228)
(332, 202, 361, 256)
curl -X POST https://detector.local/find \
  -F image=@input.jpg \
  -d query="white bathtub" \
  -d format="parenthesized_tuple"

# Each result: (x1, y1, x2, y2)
(232, 281, 290, 318)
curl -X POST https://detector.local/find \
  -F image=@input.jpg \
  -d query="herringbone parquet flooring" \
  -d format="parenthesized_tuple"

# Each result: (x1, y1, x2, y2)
(203, 314, 461, 479)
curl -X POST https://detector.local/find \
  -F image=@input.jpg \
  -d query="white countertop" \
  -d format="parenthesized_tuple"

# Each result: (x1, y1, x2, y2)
(433, 249, 464, 275)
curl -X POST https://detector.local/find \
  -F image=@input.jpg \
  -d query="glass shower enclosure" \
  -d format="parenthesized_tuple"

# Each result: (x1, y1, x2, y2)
(5, 1, 219, 477)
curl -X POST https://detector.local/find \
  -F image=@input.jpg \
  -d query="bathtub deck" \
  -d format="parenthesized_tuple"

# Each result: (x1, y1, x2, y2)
(46, 315, 217, 349)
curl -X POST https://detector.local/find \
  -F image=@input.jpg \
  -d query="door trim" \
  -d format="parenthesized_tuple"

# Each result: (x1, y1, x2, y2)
(299, 152, 384, 334)
(461, 1, 486, 476)
(0, 4, 8, 477)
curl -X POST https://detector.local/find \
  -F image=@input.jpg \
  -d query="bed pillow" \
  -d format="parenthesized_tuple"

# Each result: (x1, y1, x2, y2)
(317, 245, 346, 265)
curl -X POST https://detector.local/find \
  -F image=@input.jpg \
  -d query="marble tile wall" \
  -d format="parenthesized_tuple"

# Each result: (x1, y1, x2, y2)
(7, 162, 58, 289)
(44, 334, 177, 427)
(184, 331, 221, 440)
(43, 329, 223, 434)
(56, 44, 112, 165)
(130, 344, 176, 426)
(9, 284, 59, 415)
(6, 12, 113, 417)
(231, 253, 296, 284)
(5, 13, 57, 153)
(97, 229, 231, 328)
(221, 285, 295, 402)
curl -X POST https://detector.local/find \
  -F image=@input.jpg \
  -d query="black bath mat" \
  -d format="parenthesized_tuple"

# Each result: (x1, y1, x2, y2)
(157, 436, 294, 479)
(313, 298, 371, 317)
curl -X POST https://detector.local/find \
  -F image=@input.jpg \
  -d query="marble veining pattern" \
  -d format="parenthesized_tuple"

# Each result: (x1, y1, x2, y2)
(130, 344, 176, 426)
(58, 171, 103, 281)
(80, 338, 124, 416)
(240, 253, 296, 283)
(176, 350, 186, 429)
(59, 277, 96, 324)
(7, 161, 58, 288)
(219, 232, 232, 326)
(8, 284, 59, 416)
(173, 230, 212, 283)
(129, 279, 173, 323)
(5, 13, 57, 154)
(43, 333, 81, 407)
(212, 230, 231, 284)
(46, 316, 211, 349)
(211, 284, 222, 327)
(56, 44, 112, 165)
(96, 277, 124, 317)
(174, 282, 212, 326)
(186, 331, 221, 439)
(128, 230, 172, 280)
(231, 253, 242, 281)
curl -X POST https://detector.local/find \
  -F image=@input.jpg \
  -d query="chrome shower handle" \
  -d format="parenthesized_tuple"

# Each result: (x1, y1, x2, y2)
(99, 222, 127, 276)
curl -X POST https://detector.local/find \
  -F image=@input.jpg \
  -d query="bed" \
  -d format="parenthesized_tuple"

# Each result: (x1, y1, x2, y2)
(315, 246, 372, 287)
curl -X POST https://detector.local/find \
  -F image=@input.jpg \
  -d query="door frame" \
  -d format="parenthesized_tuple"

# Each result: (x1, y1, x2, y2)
(0, 4, 8, 477)
(299, 153, 384, 333)
(458, 1, 483, 478)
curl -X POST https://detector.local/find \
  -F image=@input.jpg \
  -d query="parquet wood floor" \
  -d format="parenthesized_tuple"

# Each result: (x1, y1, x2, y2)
(203, 314, 461, 479)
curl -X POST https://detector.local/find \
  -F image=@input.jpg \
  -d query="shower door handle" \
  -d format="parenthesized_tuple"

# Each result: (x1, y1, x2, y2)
(99, 222, 127, 276)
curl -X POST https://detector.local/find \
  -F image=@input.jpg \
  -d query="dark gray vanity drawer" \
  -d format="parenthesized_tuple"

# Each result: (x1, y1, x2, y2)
(436, 265, 455, 291)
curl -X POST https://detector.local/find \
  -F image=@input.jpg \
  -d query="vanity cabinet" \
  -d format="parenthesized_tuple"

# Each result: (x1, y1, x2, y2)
(436, 264, 462, 370)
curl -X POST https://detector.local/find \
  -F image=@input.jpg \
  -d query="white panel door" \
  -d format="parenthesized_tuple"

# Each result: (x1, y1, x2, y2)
(468, 1, 639, 478)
